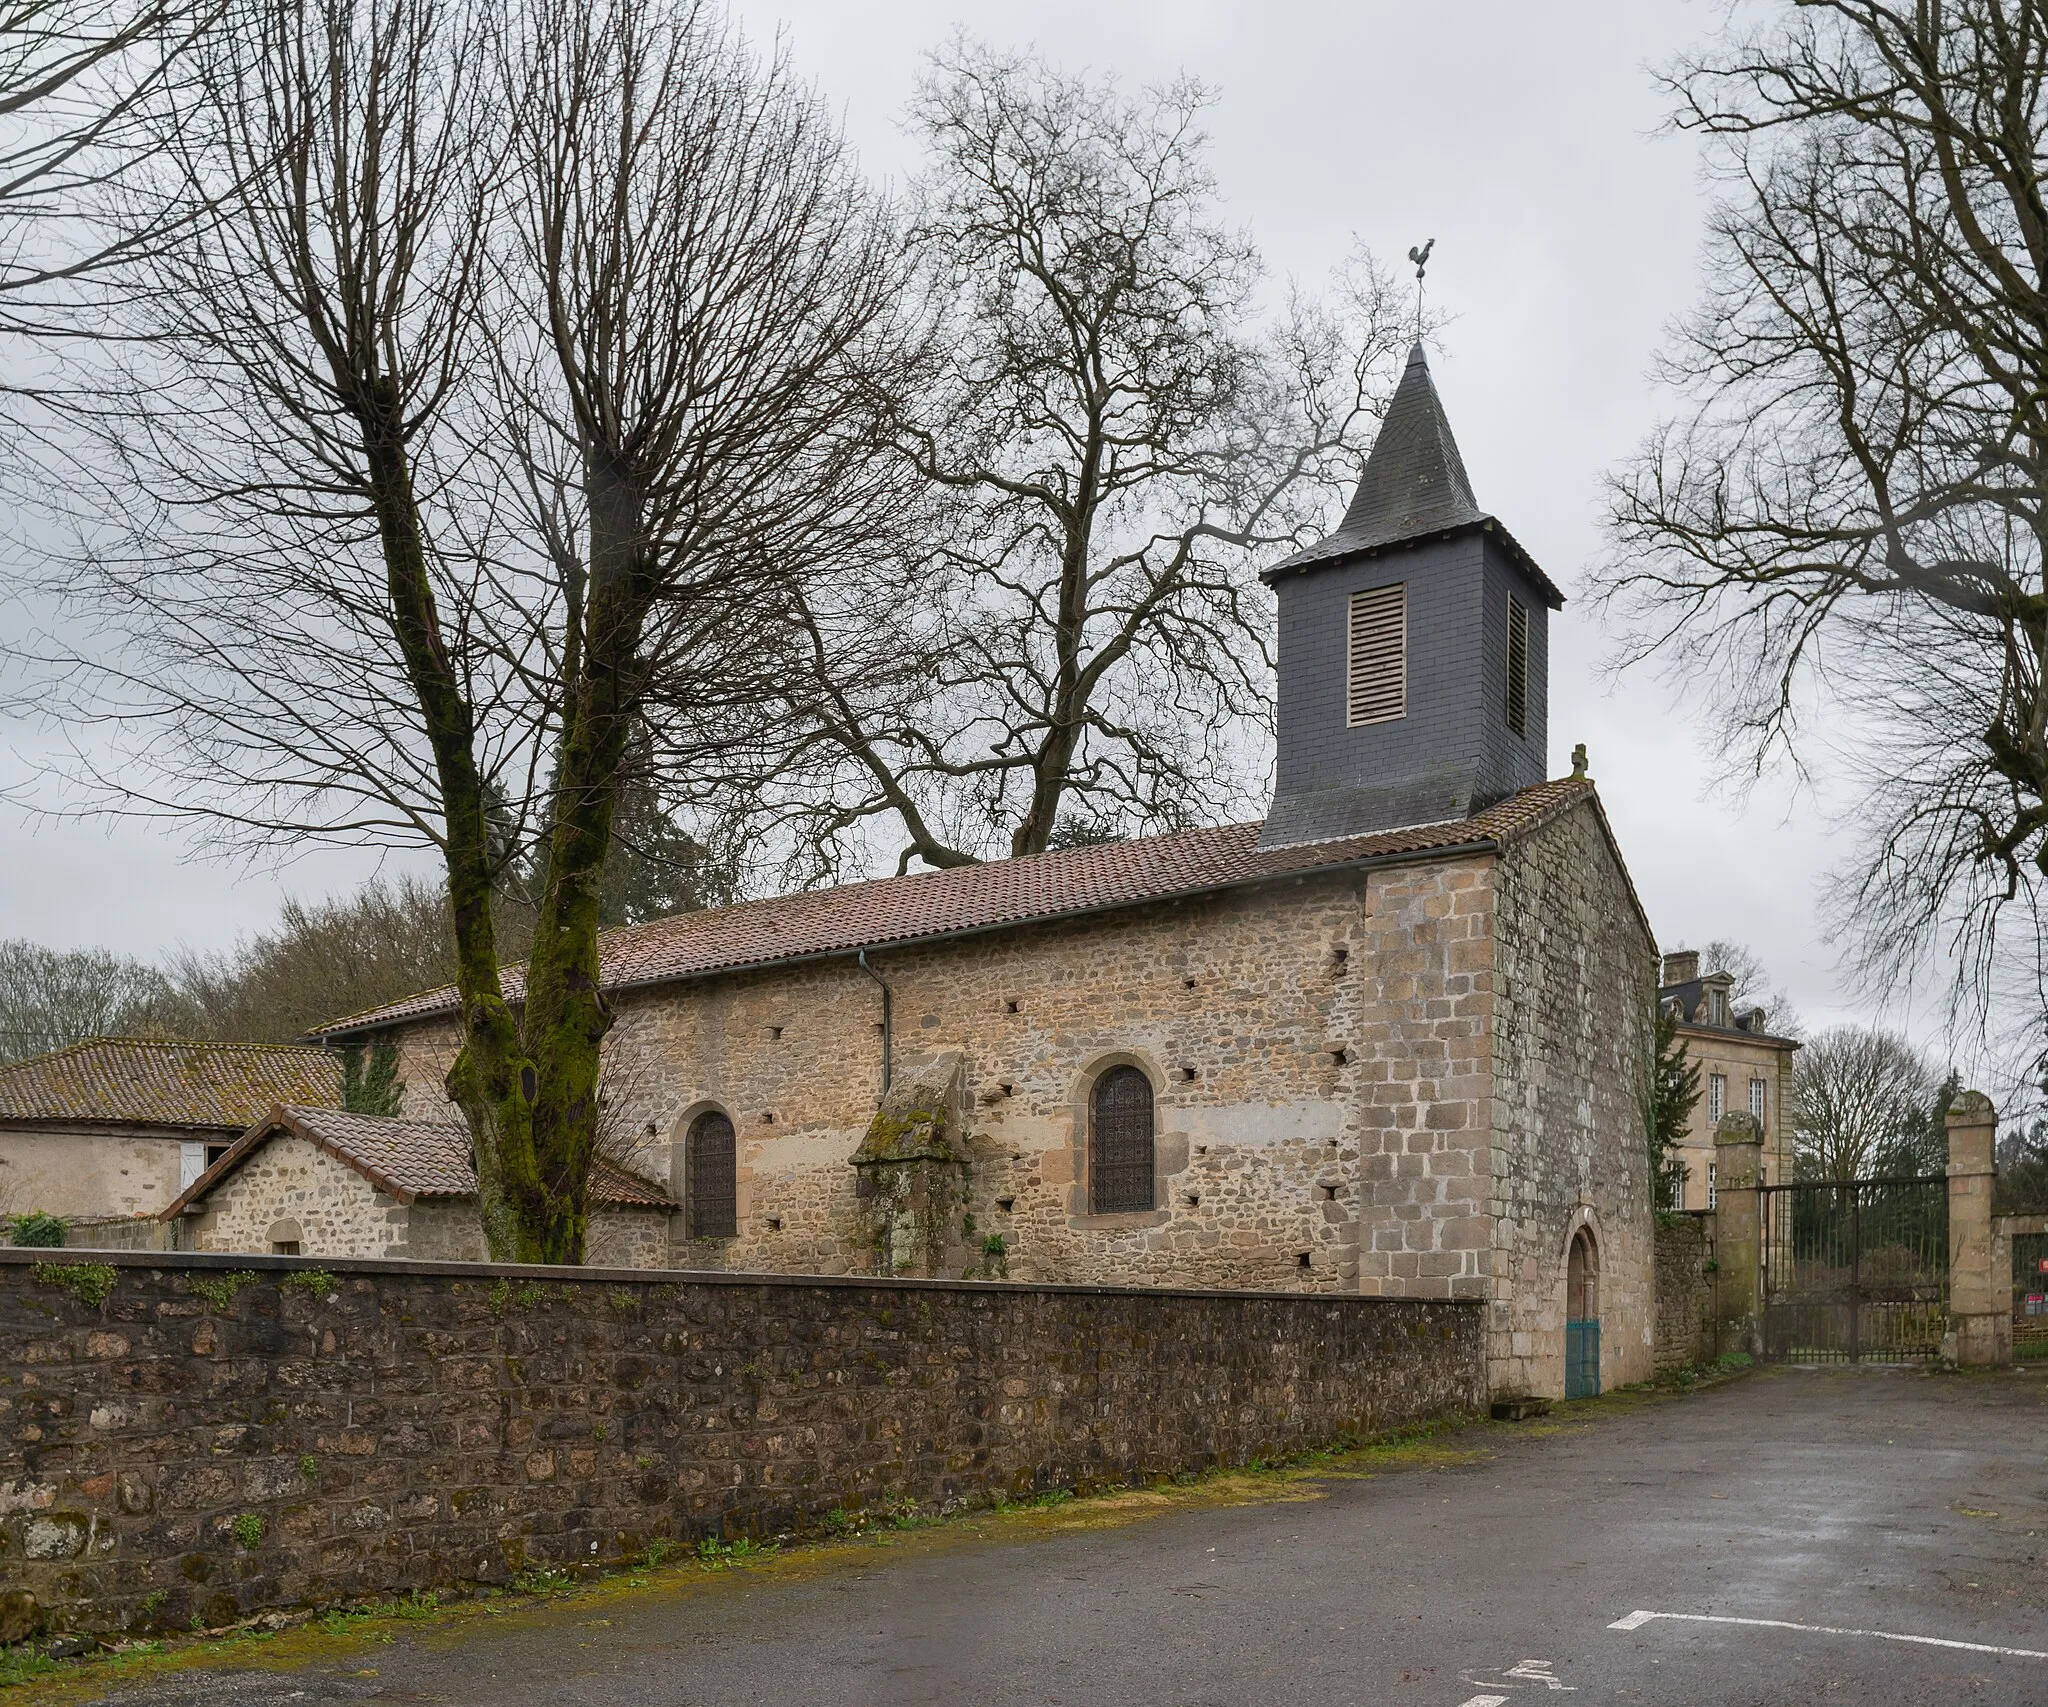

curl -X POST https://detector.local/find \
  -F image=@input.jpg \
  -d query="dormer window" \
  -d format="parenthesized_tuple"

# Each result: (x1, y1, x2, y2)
(1709, 990, 1728, 1027)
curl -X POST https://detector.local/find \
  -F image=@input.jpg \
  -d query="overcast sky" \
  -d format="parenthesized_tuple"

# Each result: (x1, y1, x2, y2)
(0, 1, 1952, 1049)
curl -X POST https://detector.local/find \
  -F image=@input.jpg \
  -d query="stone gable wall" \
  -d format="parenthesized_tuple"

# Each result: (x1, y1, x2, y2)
(182, 1147, 673, 1270)
(183, 1135, 403, 1259)
(1488, 802, 1657, 1395)
(388, 859, 1498, 1294)
(0, 1250, 1483, 1639)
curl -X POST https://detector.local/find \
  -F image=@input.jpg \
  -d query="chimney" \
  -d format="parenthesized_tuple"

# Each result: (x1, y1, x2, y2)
(1256, 343, 1564, 849)
(1661, 950, 1699, 987)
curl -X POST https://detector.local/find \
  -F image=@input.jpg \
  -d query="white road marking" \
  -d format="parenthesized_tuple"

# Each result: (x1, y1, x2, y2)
(1456, 1697, 1509, 1707)
(1502, 1658, 1574, 1689)
(1607, 1609, 2048, 1660)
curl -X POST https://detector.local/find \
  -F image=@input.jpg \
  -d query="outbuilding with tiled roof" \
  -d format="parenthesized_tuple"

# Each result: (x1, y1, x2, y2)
(165, 1104, 676, 1267)
(0, 1038, 341, 1239)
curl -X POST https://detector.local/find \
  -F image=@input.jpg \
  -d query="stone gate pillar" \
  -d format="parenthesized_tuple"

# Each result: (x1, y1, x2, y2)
(1712, 1112, 1765, 1358)
(1944, 1091, 2009, 1367)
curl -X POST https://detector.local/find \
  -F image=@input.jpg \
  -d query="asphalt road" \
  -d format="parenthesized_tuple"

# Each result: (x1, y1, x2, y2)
(49, 1364, 2048, 1706)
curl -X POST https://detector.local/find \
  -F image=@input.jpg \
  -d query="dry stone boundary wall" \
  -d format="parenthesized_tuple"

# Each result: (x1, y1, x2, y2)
(0, 1250, 1482, 1639)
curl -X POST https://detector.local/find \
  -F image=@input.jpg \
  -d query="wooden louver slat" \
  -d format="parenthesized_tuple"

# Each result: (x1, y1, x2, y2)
(1506, 594, 1529, 737)
(1346, 583, 1407, 727)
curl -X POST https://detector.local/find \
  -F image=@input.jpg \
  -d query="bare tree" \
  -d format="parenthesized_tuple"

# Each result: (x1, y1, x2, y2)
(10, 0, 913, 1260)
(0, 938, 171, 1060)
(465, 0, 913, 1257)
(1597, 3, 2048, 1038)
(763, 40, 1413, 872)
(1792, 1024, 1936, 1181)
(0, 1, 197, 331)
(148, 873, 459, 1044)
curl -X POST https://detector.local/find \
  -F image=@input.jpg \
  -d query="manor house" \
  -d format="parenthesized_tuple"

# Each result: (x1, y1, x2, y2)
(313, 346, 1659, 1400)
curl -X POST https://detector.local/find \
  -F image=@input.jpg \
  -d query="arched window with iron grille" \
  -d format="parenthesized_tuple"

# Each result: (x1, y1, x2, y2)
(686, 1109, 737, 1238)
(1090, 1065, 1155, 1214)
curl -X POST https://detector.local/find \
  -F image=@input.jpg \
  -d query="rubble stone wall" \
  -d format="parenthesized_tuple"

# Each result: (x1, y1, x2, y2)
(388, 855, 1501, 1296)
(182, 1136, 402, 1260)
(0, 1250, 1483, 1638)
(1654, 1212, 1716, 1372)
(1488, 802, 1658, 1396)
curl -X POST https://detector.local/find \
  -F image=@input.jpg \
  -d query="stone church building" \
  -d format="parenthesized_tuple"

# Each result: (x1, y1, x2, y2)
(318, 346, 1659, 1400)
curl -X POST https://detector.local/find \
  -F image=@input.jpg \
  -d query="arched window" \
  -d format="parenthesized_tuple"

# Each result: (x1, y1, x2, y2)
(686, 1110, 737, 1238)
(1567, 1229, 1599, 1323)
(1565, 1227, 1601, 1399)
(1090, 1066, 1155, 1214)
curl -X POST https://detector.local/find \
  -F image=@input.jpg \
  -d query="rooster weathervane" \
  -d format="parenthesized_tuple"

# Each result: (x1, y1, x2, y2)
(1407, 237, 1435, 341)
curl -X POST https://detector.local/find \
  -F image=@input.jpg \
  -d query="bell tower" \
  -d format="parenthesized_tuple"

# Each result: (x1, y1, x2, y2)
(1258, 343, 1563, 849)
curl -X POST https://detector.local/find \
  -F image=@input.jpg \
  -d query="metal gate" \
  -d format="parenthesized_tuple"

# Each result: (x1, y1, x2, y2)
(2014, 1229, 2048, 1363)
(1761, 1178, 1948, 1363)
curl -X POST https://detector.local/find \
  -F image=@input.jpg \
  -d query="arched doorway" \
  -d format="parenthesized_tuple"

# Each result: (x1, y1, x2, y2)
(1566, 1227, 1601, 1399)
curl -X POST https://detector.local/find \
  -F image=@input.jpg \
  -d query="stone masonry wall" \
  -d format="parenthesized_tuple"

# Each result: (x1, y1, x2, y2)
(389, 858, 1498, 1295)
(1488, 800, 1657, 1397)
(183, 1151, 673, 1270)
(1654, 1212, 1716, 1373)
(0, 1250, 1483, 1639)
(184, 1137, 402, 1260)
(1345, 860, 1494, 1302)
(402, 1200, 673, 1270)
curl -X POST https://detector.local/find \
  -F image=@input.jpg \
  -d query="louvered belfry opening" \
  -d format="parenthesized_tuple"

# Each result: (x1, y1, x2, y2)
(686, 1109, 737, 1238)
(1505, 593, 1529, 737)
(1090, 1065, 1156, 1213)
(1345, 583, 1407, 727)
(1257, 341, 1563, 851)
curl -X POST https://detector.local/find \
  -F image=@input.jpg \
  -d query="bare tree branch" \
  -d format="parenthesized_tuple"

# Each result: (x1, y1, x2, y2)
(1595, 1, 2048, 1053)
(761, 39, 1415, 871)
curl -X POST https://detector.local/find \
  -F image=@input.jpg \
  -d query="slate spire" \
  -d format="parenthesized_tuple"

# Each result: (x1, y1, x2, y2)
(1264, 341, 1499, 578)
(1335, 342, 1482, 548)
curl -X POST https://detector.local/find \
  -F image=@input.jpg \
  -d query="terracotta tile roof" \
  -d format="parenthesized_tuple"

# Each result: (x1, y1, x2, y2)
(315, 778, 1599, 1039)
(0, 1038, 341, 1131)
(162, 1104, 676, 1218)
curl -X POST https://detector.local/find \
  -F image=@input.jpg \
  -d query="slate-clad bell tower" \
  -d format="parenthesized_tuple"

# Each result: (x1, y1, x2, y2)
(1258, 344, 1563, 849)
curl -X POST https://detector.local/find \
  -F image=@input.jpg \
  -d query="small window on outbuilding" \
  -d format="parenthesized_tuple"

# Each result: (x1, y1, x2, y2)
(1505, 594, 1529, 737)
(1345, 584, 1407, 727)
(1090, 1066, 1156, 1214)
(686, 1110, 737, 1239)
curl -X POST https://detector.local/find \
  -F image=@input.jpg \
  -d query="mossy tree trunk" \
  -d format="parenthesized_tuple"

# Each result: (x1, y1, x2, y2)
(360, 387, 548, 1262)
(511, 455, 654, 1262)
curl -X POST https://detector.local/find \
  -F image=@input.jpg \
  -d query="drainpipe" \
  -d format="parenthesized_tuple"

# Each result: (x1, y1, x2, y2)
(857, 949, 892, 1093)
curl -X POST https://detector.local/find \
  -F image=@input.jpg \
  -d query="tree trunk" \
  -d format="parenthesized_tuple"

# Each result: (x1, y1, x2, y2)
(360, 383, 545, 1262)
(514, 455, 650, 1262)
(1009, 461, 1100, 857)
